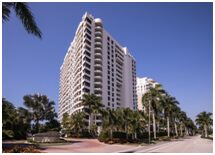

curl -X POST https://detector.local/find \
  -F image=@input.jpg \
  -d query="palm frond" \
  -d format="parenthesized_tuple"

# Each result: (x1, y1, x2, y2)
(2, 2, 13, 22)
(13, 2, 42, 39)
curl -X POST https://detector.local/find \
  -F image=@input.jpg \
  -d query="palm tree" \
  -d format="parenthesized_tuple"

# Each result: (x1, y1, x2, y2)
(162, 94, 179, 137)
(171, 105, 181, 137)
(23, 94, 57, 133)
(82, 93, 102, 133)
(195, 111, 212, 138)
(123, 108, 133, 140)
(62, 113, 71, 137)
(178, 111, 187, 137)
(184, 117, 196, 136)
(102, 108, 117, 139)
(70, 112, 86, 134)
(2, 2, 42, 38)
(130, 110, 142, 140)
(142, 84, 164, 140)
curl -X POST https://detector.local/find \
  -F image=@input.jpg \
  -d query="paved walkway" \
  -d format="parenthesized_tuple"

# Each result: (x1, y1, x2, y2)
(41, 138, 138, 153)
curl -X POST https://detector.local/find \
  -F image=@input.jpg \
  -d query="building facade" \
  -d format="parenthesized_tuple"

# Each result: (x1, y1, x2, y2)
(58, 12, 137, 122)
(136, 77, 159, 110)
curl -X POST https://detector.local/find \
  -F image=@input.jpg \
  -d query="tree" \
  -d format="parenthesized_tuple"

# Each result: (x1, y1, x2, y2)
(122, 108, 133, 140)
(62, 113, 71, 136)
(162, 93, 179, 137)
(195, 111, 212, 138)
(2, 98, 32, 139)
(142, 84, 164, 140)
(70, 112, 86, 134)
(178, 111, 187, 137)
(2, 2, 42, 38)
(23, 94, 57, 133)
(102, 108, 117, 139)
(82, 93, 102, 133)
(2, 98, 17, 139)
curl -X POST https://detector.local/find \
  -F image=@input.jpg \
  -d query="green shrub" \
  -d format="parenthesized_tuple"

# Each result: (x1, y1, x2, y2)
(3, 145, 40, 153)
(98, 131, 109, 142)
(113, 131, 126, 139)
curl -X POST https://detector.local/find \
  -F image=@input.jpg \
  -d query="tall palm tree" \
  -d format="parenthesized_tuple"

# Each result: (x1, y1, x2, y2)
(162, 94, 179, 137)
(178, 111, 187, 137)
(2, 2, 42, 38)
(142, 84, 164, 140)
(195, 111, 212, 138)
(82, 93, 102, 133)
(171, 105, 181, 137)
(184, 117, 196, 136)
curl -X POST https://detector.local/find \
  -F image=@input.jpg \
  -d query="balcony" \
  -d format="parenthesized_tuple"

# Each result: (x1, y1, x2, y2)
(94, 87, 102, 92)
(95, 47, 102, 51)
(95, 36, 102, 41)
(95, 31, 102, 37)
(94, 74, 102, 79)
(95, 41, 102, 47)
(94, 69, 102, 74)
(94, 52, 102, 58)
(94, 63, 102, 68)
(95, 26, 102, 31)
(94, 81, 102, 85)
(94, 58, 102, 64)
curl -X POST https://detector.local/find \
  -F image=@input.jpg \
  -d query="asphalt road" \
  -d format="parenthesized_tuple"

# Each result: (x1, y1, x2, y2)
(119, 135, 213, 153)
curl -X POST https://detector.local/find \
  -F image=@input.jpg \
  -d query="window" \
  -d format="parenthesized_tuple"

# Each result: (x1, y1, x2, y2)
(86, 17, 92, 24)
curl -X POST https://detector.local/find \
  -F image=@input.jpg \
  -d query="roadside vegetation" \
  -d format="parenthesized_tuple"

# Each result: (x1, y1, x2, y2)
(61, 85, 200, 144)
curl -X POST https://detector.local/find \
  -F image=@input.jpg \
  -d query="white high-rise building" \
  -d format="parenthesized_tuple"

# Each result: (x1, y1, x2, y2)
(58, 12, 137, 122)
(136, 77, 159, 110)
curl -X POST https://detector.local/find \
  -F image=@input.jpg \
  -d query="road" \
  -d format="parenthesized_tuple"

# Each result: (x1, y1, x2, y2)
(118, 135, 213, 153)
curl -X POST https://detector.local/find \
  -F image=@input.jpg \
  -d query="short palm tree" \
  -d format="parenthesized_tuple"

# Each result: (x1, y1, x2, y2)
(70, 112, 85, 134)
(195, 111, 212, 138)
(102, 108, 117, 139)
(2, 2, 42, 38)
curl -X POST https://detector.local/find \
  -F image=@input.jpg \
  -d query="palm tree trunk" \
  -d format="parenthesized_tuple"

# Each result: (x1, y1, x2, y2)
(204, 124, 208, 137)
(157, 121, 160, 132)
(88, 114, 91, 133)
(174, 122, 178, 137)
(126, 125, 128, 140)
(35, 120, 40, 133)
(167, 116, 170, 137)
(152, 111, 157, 139)
(180, 124, 183, 136)
(185, 127, 188, 136)
(134, 131, 137, 139)
(110, 128, 113, 139)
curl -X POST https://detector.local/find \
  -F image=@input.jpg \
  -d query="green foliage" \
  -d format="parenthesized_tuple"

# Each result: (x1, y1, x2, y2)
(2, 95, 60, 140)
(195, 111, 213, 137)
(61, 112, 87, 137)
(23, 94, 57, 133)
(2, 145, 40, 153)
(98, 130, 109, 142)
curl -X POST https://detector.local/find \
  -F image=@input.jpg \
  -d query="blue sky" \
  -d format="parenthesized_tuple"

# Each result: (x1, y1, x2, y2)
(3, 2, 213, 121)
